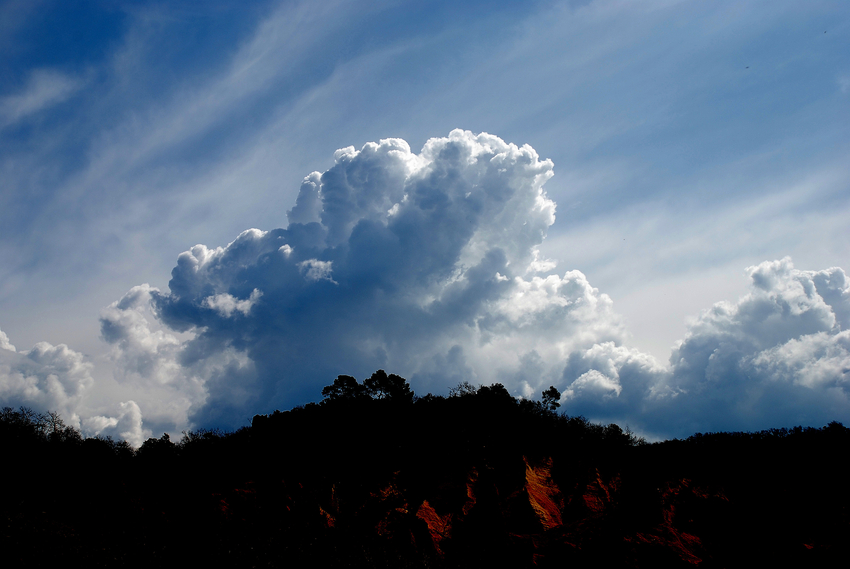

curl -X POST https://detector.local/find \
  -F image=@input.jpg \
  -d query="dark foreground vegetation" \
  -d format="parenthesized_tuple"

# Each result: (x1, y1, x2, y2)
(3, 371, 849, 567)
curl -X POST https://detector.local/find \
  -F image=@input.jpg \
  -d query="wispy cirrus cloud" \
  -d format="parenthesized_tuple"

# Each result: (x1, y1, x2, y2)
(0, 68, 83, 129)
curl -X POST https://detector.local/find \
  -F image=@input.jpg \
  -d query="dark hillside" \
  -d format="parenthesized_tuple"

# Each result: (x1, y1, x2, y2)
(2, 373, 848, 567)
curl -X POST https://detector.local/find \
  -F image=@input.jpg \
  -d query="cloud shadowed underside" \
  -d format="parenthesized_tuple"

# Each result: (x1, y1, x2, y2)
(2, 130, 849, 441)
(97, 131, 850, 438)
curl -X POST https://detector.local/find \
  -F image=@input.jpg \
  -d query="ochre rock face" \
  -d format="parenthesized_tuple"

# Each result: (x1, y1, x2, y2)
(188, 450, 830, 568)
(580, 468, 619, 516)
(416, 499, 451, 552)
(414, 470, 478, 553)
(314, 454, 695, 565)
(306, 453, 735, 567)
(523, 457, 563, 530)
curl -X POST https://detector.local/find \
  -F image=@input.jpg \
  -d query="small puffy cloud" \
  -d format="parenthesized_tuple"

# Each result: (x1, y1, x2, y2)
(298, 260, 336, 283)
(525, 249, 558, 274)
(0, 324, 152, 444)
(286, 172, 323, 225)
(0, 328, 93, 428)
(640, 258, 850, 436)
(558, 341, 665, 424)
(668, 258, 846, 392)
(0, 328, 15, 352)
(566, 369, 622, 399)
(204, 288, 263, 317)
(749, 331, 850, 390)
(83, 400, 149, 448)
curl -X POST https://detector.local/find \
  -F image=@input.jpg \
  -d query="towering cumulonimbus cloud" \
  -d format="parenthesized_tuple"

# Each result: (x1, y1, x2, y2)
(106, 130, 631, 428)
(97, 131, 850, 437)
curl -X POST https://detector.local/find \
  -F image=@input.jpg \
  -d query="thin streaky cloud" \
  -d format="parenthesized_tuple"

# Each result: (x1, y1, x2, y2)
(0, 68, 83, 128)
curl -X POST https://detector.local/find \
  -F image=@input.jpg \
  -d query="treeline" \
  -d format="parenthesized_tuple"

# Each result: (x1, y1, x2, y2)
(2, 371, 849, 568)
(0, 405, 132, 449)
(1, 370, 641, 460)
(5, 370, 846, 459)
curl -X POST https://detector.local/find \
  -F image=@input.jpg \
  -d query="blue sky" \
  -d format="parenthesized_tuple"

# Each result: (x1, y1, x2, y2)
(1, 0, 848, 443)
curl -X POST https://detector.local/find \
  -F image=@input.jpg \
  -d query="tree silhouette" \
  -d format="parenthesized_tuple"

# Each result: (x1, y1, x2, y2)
(363, 370, 414, 403)
(541, 385, 561, 411)
(449, 381, 478, 397)
(321, 375, 366, 402)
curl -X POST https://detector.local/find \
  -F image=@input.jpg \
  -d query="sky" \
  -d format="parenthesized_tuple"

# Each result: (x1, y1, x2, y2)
(1, 0, 848, 444)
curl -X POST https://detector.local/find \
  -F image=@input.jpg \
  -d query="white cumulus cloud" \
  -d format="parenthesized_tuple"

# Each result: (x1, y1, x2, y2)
(0, 324, 150, 444)
(0, 328, 15, 352)
(298, 260, 336, 283)
(0, 328, 93, 428)
(83, 400, 149, 448)
(97, 132, 850, 437)
(205, 289, 263, 317)
(8, 130, 847, 443)
(99, 284, 256, 432)
(133, 129, 631, 427)
(638, 258, 850, 436)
